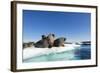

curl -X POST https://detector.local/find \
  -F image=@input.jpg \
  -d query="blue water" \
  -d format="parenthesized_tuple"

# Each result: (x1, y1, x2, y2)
(23, 45, 91, 62)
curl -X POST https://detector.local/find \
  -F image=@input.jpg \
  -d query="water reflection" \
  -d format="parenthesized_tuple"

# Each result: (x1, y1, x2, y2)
(74, 45, 91, 59)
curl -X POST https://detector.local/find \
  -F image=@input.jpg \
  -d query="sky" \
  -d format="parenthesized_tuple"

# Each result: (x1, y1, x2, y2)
(23, 10, 91, 43)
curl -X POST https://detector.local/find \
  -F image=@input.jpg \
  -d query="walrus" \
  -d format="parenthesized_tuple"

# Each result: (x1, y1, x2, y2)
(35, 35, 49, 48)
(54, 37, 66, 47)
(47, 34, 55, 48)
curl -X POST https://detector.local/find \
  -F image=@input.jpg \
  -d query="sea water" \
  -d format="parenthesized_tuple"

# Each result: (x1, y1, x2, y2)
(23, 45, 91, 62)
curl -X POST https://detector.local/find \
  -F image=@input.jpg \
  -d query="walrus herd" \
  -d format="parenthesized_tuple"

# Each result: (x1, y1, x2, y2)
(23, 34, 66, 48)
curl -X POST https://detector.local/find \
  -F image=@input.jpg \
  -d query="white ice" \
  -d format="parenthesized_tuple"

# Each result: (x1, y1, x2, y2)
(23, 44, 80, 60)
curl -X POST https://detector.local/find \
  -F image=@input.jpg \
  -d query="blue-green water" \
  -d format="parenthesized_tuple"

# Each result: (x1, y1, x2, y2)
(23, 45, 91, 63)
